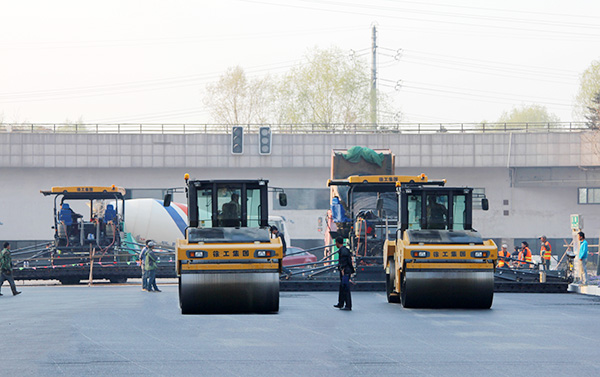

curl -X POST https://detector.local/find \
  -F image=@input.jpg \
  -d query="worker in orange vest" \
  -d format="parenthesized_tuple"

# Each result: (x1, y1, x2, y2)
(539, 235, 552, 270)
(497, 244, 510, 268)
(518, 241, 533, 268)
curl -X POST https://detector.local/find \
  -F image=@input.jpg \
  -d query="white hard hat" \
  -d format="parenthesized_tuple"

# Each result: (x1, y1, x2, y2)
(148, 241, 156, 247)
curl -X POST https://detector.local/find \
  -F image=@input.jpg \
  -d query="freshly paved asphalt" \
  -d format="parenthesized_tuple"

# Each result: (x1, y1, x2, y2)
(1, 283, 599, 377)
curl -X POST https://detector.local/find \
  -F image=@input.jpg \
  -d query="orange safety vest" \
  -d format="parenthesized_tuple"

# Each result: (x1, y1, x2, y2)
(541, 241, 552, 260)
(524, 247, 532, 264)
(518, 247, 532, 266)
(497, 249, 507, 268)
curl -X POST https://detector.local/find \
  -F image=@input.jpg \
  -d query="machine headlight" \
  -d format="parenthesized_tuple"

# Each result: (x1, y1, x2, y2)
(471, 251, 489, 258)
(411, 250, 429, 258)
(187, 250, 207, 258)
(255, 249, 275, 258)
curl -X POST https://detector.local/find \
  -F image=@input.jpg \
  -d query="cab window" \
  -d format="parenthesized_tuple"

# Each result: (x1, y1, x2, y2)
(407, 194, 422, 230)
(452, 194, 467, 230)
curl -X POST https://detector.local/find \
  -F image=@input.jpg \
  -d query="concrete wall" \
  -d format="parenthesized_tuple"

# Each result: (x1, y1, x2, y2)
(1, 131, 600, 245)
(1, 131, 597, 169)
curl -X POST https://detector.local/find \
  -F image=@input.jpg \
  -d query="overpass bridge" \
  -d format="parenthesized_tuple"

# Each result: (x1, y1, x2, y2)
(1, 122, 599, 254)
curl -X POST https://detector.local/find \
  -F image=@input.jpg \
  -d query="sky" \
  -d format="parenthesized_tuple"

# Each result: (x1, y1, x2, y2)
(0, 0, 599, 125)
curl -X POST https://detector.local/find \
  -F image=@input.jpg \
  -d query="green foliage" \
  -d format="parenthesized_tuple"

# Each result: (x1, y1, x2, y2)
(575, 60, 600, 123)
(585, 92, 600, 128)
(204, 66, 275, 125)
(204, 47, 397, 126)
(497, 104, 560, 124)
(57, 117, 89, 133)
(277, 46, 372, 125)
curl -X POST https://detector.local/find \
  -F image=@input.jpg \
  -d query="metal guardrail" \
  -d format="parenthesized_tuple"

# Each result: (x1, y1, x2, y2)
(0, 122, 592, 135)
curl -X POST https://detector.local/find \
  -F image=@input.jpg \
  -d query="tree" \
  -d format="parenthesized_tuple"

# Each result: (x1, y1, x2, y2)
(584, 92, 600, 128)
(204, 66, 275, 124)
(575, 60, 600, 125)
(497, 104, 560, 124)
(276, 47, 372, 125)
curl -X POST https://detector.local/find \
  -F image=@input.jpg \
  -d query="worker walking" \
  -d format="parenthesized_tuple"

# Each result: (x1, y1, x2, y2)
(333, 237, 354, 311)
(576, 231, 588, 285)
(497, 244, 510, 268)
(539, 235, 552, 270)
(0, 242, 22, 296)
(145, 244, 161, 292)
(139, 240, 153, 291)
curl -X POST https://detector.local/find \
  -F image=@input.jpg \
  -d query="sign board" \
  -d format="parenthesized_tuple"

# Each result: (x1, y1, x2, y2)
(570, 214, 581, 231)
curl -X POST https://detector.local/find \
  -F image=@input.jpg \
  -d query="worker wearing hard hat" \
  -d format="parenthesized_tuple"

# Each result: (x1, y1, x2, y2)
(497, 244, 510, 268)
(539, 236, 552, 270)
(145, 241, 161, 292)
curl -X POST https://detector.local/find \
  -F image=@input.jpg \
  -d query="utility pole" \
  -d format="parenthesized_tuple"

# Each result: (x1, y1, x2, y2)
(370, 25, 378, 125)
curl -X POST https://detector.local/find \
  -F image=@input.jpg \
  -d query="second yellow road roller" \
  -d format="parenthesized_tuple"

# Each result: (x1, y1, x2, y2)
(384, 179, 497, 308)
(172, 176, 286, 314)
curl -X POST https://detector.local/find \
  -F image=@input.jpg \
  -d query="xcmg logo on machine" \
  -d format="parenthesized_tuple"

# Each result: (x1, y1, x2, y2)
(411, 250, 489, 258)
(186, 249, 276, 258)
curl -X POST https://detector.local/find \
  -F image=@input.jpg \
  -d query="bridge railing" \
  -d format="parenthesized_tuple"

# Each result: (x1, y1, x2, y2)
(0, 122, 592, 135)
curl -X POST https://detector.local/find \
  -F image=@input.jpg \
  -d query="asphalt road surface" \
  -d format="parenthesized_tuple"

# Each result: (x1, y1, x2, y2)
(1, 284, 599, 377)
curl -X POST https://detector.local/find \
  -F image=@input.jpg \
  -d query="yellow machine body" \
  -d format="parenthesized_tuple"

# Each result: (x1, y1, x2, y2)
(382, 180, 496, 308)
(175, 178, 285, 314)
(176, 237, 283, 274)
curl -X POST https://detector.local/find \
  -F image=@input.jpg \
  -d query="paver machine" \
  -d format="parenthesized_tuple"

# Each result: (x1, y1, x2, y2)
(326, 147, 397, 280)
(384, 179, 497, 308)
(41, 185, 127, 261)
(173, 175, 287, 314)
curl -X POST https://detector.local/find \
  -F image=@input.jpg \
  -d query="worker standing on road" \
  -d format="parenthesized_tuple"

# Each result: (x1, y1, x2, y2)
(0, 242, 22, 296)
(333, 237, 354, 311)
(518, 242, 532, 269)
(145, 243, 161, 292)
(576, 232, 588, 285)
(497, 244, 510, 268)
(539, 235, 552, 270)
(139, 240, 152, 291)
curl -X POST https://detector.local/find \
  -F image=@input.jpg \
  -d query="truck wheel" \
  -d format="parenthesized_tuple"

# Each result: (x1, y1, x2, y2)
(386, 258, 400, 303)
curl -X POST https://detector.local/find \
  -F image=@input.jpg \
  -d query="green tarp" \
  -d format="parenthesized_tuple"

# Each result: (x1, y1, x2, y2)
(341, 146, 384, 167)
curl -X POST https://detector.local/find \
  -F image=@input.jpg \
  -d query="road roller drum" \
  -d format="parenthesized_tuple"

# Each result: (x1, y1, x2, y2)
(179, 271, 279, 314)
(401, 269, 494, 309)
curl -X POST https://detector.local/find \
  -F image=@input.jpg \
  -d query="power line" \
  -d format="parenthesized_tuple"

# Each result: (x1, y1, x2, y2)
(0, 60, 302, 103)
(235, 0, 600, 38)
(397, 58, 576, 86)
(401, 84, 572, 108)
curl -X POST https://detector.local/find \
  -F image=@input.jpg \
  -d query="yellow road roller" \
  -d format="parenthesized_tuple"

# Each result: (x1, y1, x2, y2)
(384, 180, 497, 308)
(173, 176, 286, 314)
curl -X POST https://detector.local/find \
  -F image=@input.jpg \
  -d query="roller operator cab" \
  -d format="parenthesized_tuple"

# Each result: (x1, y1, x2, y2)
(175, 177, 287, 314)
(384, 181, 497, 309)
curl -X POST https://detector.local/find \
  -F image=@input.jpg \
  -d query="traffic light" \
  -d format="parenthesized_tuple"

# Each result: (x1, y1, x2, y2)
(231, 126, 243, 154)
(258, 126, 271, 155)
